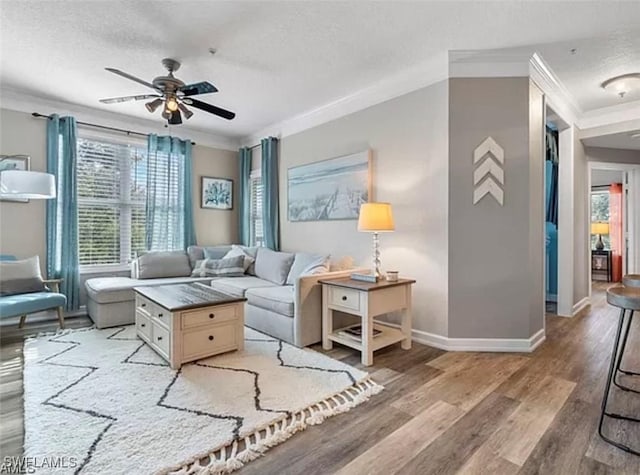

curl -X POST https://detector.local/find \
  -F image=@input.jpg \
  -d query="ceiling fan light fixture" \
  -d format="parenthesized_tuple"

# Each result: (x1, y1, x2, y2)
(145, 98, 163, 113)
(161, 108, 171, 120)
(166, 96, 179, 112)
(178, 103, 194, 120)
(601, 73, 640, 98)
(168, 110, 182, 125)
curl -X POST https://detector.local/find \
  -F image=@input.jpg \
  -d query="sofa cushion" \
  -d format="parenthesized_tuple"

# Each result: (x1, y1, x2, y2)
(233, 245, 259, 275)
(187, 245, 233, 269)
(136, 251, 191, 279)
(286, 252, 330, 285)
(246, 286, 295, 318)
(254, 248, 295, 285)
(192, 256, 245, 278)
(0, 256, 47, 296)
(0, 292, 66, 318)
(211, 276, 276, 298)
(85, 276, 213, 304)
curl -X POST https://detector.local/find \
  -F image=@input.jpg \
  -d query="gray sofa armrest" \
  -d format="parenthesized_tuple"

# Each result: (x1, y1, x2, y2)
(293, 267, 368, 347)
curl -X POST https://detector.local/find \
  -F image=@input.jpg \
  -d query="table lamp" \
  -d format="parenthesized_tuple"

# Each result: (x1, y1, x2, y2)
(591, 221, 609, 250)
(0, 170, 56, 200)
(358, 202, 395, 279)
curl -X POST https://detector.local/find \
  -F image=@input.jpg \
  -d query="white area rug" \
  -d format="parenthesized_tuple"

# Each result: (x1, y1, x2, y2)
(23, 326, 382, 474)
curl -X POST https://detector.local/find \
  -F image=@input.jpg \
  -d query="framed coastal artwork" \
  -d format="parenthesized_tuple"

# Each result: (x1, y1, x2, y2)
(288, 150, 371, 222)
(201, 177, 233, 210)
(0, 155, 31, 202)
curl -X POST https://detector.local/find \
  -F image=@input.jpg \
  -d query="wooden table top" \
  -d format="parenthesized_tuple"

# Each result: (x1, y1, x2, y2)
(134, 282, 246, 311)
(607, 285, 640, 311)
(318, 277, 416, 292)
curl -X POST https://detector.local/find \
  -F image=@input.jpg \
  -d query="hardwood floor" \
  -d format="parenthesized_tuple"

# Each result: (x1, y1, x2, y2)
(1, 283, 638, 474)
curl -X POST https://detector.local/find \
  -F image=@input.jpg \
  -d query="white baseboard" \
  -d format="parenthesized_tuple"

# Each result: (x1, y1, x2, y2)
(572, 297, 591, 316)
(383, 322, 545, 353)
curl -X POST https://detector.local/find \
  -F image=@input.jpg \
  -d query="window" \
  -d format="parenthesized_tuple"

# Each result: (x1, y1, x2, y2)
(249, 171, 264, 247)
(591, 190, 611, 249)
(77, 137, 147, 267)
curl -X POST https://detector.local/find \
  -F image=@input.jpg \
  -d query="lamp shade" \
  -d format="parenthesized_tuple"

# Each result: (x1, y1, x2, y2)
(591, 221, 609, 235)
(358, 202, 395, 232)
(0, 170, 56, 199)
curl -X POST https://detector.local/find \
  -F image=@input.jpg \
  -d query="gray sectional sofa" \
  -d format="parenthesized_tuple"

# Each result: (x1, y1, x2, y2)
(85, 245, 360, 347)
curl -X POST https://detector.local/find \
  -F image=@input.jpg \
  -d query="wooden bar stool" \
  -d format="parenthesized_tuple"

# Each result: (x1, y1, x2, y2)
(603, 284, 640, 456)
(617, 275, 640, 388)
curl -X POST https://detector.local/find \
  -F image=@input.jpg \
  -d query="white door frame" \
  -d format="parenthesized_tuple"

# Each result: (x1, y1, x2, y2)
(588, 161, 640, 289)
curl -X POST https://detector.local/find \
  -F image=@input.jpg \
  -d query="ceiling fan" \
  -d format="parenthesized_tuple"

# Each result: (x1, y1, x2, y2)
(99, 58, 235, 125)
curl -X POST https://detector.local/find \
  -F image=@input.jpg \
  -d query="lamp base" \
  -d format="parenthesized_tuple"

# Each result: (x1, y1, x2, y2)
(596, 234, 605, 251)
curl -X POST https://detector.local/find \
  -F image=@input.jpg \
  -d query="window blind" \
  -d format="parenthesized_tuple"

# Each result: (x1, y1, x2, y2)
(77, 137, 147, 266)
(249, 173, 264, 247)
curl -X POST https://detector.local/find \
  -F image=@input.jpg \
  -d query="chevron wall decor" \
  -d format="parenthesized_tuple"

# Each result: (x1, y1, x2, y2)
(473, 136, 505, 206)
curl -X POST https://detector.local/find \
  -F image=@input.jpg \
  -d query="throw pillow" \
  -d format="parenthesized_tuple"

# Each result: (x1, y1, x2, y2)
(0, 256, 47, 296)
(222, 246, 256, 273)
(254, 248, 295, 285)
(232, 245, 259, 275)
(190, 259, 205, 277)
(136, 251, 191, 279)
(195, 256, 246, 278)
(203, 246, 233, 260)
(286, 252, 330, 284)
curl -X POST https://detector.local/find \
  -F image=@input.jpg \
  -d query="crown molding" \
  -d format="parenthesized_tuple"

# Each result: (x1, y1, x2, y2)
(241, 52, 449, 146)
(529, 52, 582, 125)
(578, 99, 640, 130)
(0, 87, 240, 151)
(448, 49, 531, 78)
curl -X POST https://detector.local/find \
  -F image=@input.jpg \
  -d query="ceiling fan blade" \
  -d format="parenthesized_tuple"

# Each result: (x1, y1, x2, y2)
(168, 109, 183, 125)
(178, 81, 218, 96)
(105, 68, 158, 90)
(185, 98, 235, 120)
(99, 94, 160, 104)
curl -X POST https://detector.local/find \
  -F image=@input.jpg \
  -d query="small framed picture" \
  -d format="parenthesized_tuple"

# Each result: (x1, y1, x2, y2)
(0, 155, 31, 203)
(201, 176, 233, 210)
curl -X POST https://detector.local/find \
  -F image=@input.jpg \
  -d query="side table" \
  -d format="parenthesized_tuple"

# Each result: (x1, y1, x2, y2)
(319, 277, 415, 366)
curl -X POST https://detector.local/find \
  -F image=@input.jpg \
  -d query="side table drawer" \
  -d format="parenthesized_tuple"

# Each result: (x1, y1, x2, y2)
(182, 304, 237, 330)
(135, 311, 152, 341)
(182, 323, 237, 360)
(328, 287, 361, 312)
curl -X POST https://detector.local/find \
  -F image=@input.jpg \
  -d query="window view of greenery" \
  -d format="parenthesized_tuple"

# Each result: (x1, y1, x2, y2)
(77, 138, 147, 266)
(591, 191, 610, 249)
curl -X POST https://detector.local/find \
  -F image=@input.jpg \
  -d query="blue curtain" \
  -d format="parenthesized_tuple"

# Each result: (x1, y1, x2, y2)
(46, 115, 80, 311)
(146, 135, 195, 251)
(238, 147, 252, 246)
(261, 137, 280, 250)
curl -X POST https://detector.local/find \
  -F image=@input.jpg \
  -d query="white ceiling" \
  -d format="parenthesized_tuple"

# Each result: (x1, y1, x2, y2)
(583, 130, 640, 151)
(1, 1, 640, 140)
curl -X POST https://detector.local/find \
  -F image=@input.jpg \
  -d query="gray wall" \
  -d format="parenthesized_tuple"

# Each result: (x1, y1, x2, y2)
(573, 134, 590, 305)
(586, 146, 640, 164)
(279, 82, 450, 336)
(591, 169, 624, 187)
(0, 108, 238, 272)
(447, 78, 544, 339)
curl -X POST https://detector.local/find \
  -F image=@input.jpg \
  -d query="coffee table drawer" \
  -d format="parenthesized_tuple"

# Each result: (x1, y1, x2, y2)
(182, 323, 237, 360)
(328, 287, 361, 311)
(152, 322, 170, 357)
(135, 311, 152, 341)
(182, 304, 238, 330)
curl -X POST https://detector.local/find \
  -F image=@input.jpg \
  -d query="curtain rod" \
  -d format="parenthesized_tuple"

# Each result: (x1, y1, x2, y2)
(31, 112, 196, 146)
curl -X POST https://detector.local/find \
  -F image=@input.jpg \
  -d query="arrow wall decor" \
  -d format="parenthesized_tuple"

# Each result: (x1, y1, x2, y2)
(473, 136, 505, 205)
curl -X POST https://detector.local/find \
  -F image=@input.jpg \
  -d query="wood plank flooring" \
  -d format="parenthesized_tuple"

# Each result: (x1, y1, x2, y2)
(1, 282, 639, 474)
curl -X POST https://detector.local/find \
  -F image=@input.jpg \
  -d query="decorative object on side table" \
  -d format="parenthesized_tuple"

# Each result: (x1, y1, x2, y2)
(287, 150, 371, 222)
(0, 155, 55, 203)
(201, 176, 233, 210)
(357, 202, 395, 280)
(386, 270, 399, 282)
(591, 221, 609, 251)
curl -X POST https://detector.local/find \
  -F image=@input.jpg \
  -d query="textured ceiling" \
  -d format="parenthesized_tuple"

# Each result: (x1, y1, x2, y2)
(1, 1, 639, 139)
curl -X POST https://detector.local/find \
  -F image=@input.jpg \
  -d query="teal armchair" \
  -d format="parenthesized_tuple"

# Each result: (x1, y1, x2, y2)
(0, 255, 66, 328)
